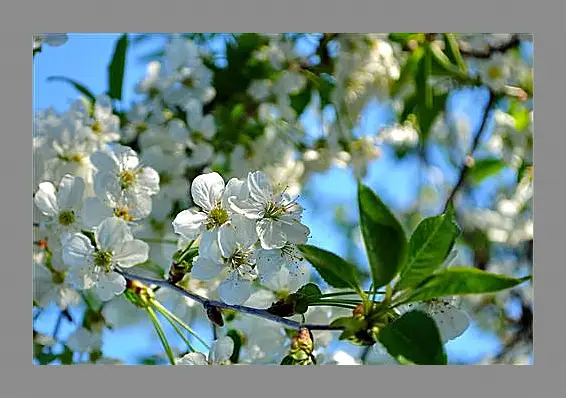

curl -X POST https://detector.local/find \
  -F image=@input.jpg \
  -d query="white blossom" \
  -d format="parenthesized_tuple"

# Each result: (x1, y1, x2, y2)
(62, 217, 149, 301)
(176, 337, 234, 365)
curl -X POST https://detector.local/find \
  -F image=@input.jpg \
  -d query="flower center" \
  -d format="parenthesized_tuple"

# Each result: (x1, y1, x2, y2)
(70, 154, 84, 163)
(206, 206, 229, 230)
(148, 87, 160, 98)
(182, 76, 195, 88)
(119, 170, 137, 189)
(58, 153, 84, 163)
(91, 120, 103, 135)
(228, 248, 253, 270)
(487, 65, 502, 80)
(58, 210, 76, 226)
(191, 131, 205, 142)
(135, 122, 148, 135)
(114, 207, 134, 222)
(51, 270, 66, 285)
(93, 250, 113, 272)
(264, 201, 285, 220)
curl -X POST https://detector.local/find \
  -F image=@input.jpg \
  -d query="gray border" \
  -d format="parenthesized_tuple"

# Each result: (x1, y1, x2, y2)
(4, 0, 564, 396)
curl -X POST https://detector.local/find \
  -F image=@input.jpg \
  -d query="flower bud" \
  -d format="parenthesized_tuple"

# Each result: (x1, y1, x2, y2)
(205, 303, 224, 327)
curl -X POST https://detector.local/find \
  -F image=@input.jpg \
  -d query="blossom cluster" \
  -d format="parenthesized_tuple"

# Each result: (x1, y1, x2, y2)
(172, 171, 310, 304)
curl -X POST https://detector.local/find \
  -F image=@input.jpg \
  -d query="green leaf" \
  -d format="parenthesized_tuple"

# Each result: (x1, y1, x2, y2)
(415, 93, 448, 142)
(467, 158, 507, 184)
(59, 346, 74, 365)
(512, 108, 531, 132)
(297, 245, 360, 290)
(378, 310, 447, 365)
(226, 329, 243, 364)
(293, 283, 324, 314)
(402, 268, 530, 304)
(358, 184, 407, 289)
(289, 84, 313, 116)
(330, 316, 367, 341)
(36, 352, 59, 365)
(414, 46, 450, 142)
(280, 355, 295, 365)
(46, 76, 96, 104)
(296, 283, 323, 303)
(390, 47, 425, 98)
(388, 33, 425, 45)
(108, 34, 129, 101)
(443, 34, 467, 73)
(396, 212, 461, 290)
(399, 94, 418, 122)
(416, 46, 433, 110)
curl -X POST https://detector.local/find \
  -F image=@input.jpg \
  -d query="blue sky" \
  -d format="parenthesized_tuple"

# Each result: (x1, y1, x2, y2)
(33, 33, 525, 365)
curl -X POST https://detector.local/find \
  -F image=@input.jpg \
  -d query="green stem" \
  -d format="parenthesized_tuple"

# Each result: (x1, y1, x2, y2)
(151, 300, 210, 350)
(151, 301, 196, 353)
(318, 290, 386, 299)
(145, 306, 176, 365)
(309, 302, 357, 310)
(315, 298, 363, 305)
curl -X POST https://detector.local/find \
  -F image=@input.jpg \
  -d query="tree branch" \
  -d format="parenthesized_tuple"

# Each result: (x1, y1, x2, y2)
(459, 34, 521, 59)
(117, 269, 344, 332)
(443, 90, 496, 212)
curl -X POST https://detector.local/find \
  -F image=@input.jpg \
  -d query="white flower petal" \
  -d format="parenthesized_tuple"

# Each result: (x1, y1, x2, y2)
(34, 182, 59, 217)
(228, 198, 264, 219)
(114, 239, 149, 268)
(93, 271, 126, 301)
(256, 249, 284, 281)
(200, 115, 216, 139)
(196, 229, 216, 256)
(210, 336, 234, 363)
(95, 217, 133, 252)
(137, 167, 160, 195)
(191, 172, 225, 211)
(126, 192, 153, 220)
(256, 219, 287, 250)
(280, 221, 310, 245)
(186, 142, 214, 167)
(67, 265, 97, 290)
(221, 178, 248, 209)
(428, 303, 470, 342)
(114, 145, 140, 170)
(57, 175, 85, 211)
(62, 233, 95, 268)
(231, 214, 258, 248)
(176, 352, 208, 366)
(172, 209, 207, 240)
(168, 119, 189, 143)
(94, 94, 113, 120)
(91, 151, 119, 173)
(80, 197, 113, 228)
(218, 274, 252, 305)
(94, 171, 121, 205)
(217, 223, 238, 258)
(191, 256, 225, 281)
(247, 171, 272, 204)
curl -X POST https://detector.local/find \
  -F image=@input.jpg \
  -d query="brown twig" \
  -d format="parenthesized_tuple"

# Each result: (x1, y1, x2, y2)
(443, 90, 497, 212)
(117, 268, 344, 332)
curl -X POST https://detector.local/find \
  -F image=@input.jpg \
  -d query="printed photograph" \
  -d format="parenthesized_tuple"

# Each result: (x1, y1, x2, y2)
(33, 33, 533, 365)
